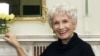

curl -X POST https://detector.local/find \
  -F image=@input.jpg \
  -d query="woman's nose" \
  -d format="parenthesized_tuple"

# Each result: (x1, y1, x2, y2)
(59, 23, 64, 29)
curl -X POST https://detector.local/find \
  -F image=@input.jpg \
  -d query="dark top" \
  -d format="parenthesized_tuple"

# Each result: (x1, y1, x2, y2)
(40, 33, 95, 56)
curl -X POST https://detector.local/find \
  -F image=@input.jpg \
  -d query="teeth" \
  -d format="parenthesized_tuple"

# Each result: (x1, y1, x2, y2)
(59, 31, 66, 34)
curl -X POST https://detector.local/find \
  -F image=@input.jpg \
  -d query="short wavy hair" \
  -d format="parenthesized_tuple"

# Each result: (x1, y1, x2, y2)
(48, 4, 77, 27)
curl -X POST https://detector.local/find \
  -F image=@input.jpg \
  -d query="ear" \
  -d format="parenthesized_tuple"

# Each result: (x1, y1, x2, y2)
(53, 30, 55, 33)
(51, 26, 55, 33)
(73, 21, 77, 30)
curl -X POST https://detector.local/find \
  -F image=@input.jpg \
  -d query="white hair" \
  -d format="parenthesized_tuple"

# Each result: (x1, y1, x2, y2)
(48, 4, 77, 27)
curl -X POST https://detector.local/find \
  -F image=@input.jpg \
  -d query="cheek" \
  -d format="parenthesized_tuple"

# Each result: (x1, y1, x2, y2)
(52, 25, 57, 30)
(52, 25, 59, 32)
(67, 23, 75, 29)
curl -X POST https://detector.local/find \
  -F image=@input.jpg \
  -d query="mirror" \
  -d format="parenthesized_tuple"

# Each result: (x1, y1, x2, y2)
(0, 0, 47, 22)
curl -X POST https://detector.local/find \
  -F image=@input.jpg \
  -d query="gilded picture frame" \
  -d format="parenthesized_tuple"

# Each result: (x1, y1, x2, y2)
(15, 0, 47, 22)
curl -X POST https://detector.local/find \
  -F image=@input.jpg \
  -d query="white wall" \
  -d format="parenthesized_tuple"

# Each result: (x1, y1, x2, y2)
(9, 21, 53, 35)
(88, 0, 100, 35)
(9, 0, 100, 35)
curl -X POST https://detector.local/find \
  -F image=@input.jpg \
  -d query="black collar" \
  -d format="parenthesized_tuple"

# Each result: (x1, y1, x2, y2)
(56, 32, 81, 53)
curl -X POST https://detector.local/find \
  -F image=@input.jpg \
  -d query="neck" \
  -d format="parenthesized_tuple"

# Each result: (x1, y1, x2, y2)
(62, 33, 74, 44)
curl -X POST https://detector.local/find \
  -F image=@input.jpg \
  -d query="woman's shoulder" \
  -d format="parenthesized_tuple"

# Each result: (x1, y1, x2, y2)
(78, 39, 95, 56)
(47, 41, 58, 48)
(40, 41, 58, 56)
(78, 39, 92, 49)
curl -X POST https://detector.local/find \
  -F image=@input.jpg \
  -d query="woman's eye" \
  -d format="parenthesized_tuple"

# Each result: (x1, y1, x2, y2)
(63, 20, 68, 23)
(53, 22, 59, 25)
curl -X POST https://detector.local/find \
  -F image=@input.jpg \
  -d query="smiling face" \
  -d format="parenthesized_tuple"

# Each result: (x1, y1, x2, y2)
(52, 12, 77, 40)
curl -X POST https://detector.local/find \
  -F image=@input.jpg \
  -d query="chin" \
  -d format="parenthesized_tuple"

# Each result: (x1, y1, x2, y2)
(57, 33, 72, 40)
(58, 35, 69, 40)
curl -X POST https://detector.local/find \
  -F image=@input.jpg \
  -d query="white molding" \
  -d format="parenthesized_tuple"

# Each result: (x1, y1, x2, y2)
(0, 34, 100, 56)
(0, 34, 100, 42)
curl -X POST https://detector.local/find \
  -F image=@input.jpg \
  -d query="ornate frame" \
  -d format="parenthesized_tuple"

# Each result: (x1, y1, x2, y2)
(15, 0, 47, 22)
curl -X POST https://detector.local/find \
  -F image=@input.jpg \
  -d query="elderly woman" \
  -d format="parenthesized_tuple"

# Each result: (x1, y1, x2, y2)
(4, 4, 95, 56)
